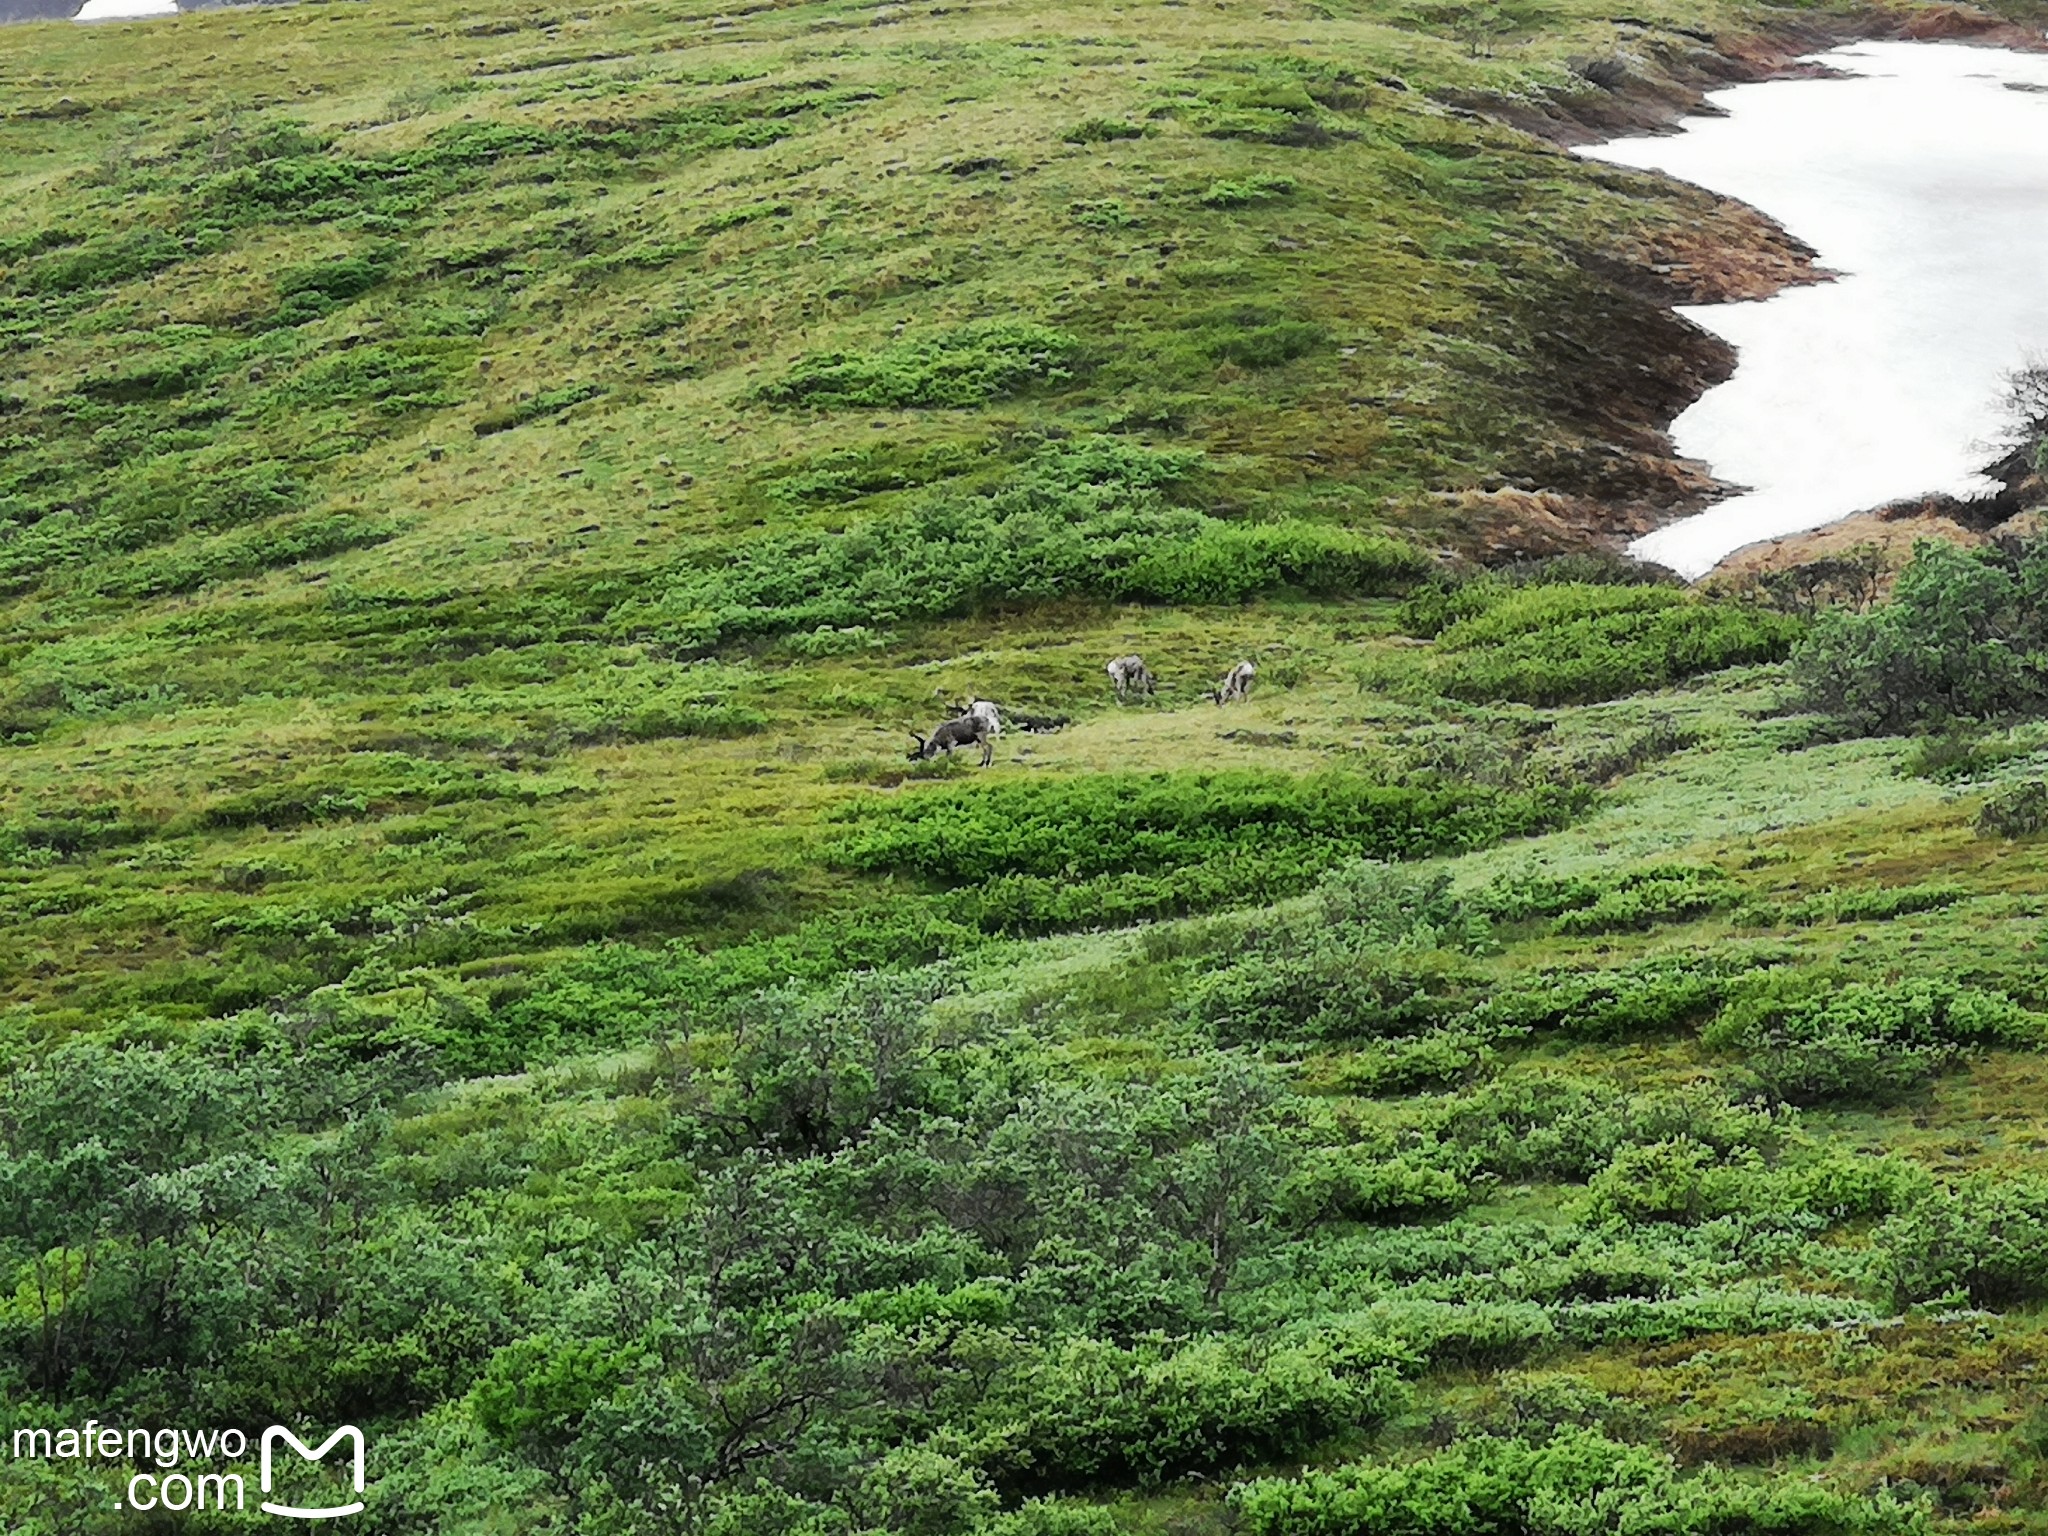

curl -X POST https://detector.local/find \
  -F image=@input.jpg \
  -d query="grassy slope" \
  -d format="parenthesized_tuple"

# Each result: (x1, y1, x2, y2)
(9, 0, 2048, 1531)
(0, 0, 1830, 1025)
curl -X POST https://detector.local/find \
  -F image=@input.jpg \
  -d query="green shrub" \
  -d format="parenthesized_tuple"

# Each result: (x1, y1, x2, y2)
(1550, 1286, 1881, 1345)
(980, 1334, 1407, 1492)
(79, 348, 215, 403)
(1777, 883, 1968, 926)
(1300, 1026, 1505, 1096)
(1469, 866, 1608, 924)
(21, 228, 188, 294)
(1070, 199, 1138, 229)
(757, 320, 1079, 409)
(1435, 1075, 1781, 1182)
(980, 1502, 1123, 1536)
(1585, 1138, 1755, 1225)
(83, 511, 397, 599)
(701, 970, 958, 1155)
(1279, 1147, 1470, 1224)
(485, 909, 986, 1066)
(1064, 117, 1144, 143)
(1399, 556, 1675, 637)
(1311, 859, 1491, 948)
(473, 382, 603, 435)
(1791, 539, 2048, 734)
(1182, 303, 1326, 369)
(754, 441, 979, 508)
(472, 1334, 628, 1453)
(1547, 863, 1739, 936)
(835, 772, 1578, 884)
(1704, 978, 2041, 1106)
(1477, 949, 1775, 1042)
(1198, 174, 1297, 207)
(612, 702, 768, 741)
(1978, 779, 2048, 839)
(1881, 1175, 2048, 1307)
(279, 340, 464, 416)
(273, 249, 394, 323)
(1426, 583, 1799, 705)
(779, 624, 893, 657)
(613, 438, 1427, 652)
(1323, 1301, 1555, 1370)
(1193, 947, 1479, 1043)
(1120, 518, 1425, 601)
(1230, 1429, 1927, 1536)
(1900, 727, 2036, 782)
(1213, 320, 1324, 369)
(830, 770, 1585, 931)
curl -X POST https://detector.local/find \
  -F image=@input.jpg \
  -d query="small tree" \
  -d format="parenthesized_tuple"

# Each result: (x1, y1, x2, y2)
(1789, 539, 2048, 734)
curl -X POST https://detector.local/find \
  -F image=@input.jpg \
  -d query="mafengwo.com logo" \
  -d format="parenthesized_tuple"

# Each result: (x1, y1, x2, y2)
(11, 1421, 365, 1519)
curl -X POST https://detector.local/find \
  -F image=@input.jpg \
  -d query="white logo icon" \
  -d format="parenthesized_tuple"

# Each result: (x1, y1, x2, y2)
(259, 1426, 365, 1520)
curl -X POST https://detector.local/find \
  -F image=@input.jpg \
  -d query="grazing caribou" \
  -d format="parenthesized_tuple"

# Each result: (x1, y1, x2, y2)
(1209, 660, 1256, 705)
(909, 711, 997, 767)
(1106, 654, 1156, 703)
(958, 698, 1002, 740)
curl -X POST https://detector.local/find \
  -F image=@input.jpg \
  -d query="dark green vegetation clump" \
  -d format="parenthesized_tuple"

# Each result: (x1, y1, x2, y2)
(757, 321, 1081, 409)
(1413, 578, 1802, 705)
(830, 768, 1585, 930)
(619, 440, 1428, 651)
(8, 0, 2048, 1533)
(1791, 539, 2048, 734)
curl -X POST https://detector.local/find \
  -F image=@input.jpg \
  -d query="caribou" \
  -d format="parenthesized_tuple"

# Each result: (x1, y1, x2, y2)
(1209, 660, 1256, 705)
(950, 697, 1070, 734)
(1106, 654, 1156, 703)
(908, 710, 997, 767)
(960, 698, 1002, 740)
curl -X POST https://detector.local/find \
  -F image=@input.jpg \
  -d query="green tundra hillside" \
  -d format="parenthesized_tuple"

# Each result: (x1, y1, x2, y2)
(6, 0, 2048, 1530)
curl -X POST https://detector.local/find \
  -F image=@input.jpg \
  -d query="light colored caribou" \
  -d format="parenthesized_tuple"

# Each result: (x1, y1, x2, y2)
(1209, 660, 1256, 705)
(960, 698, 1002, 740)
(1106, 654, 1156, 703)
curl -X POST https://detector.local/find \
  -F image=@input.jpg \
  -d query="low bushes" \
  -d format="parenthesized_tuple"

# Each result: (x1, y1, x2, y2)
(1193, 305, 1327, 369)
(1703, 978, 2042, 1106)
(1300, 1027, 1504, 1096)
(1471, 862, 1742, 933)
(272, 249, 395, 324)
(756, 320, 1079, 408)
(614, 439, 1428, 652)
(1190, 863, 1489, 1042)
(473, 381, 603, 435)
(1116, 517, 1422, 603)
(1195, 947, 1478, 1044)
(1279, 1147, 1471, 1225)
(979, 1335, 1407, 1492)
(1336, 1301, 1556, 1370)
(1778, 883, 1966, 926)
(1551, 1288, 1879, 1347)
(1881, 1175, 2048, 1307)
(1230, 1429, 1925, 1536)
(1585, 1138, 1757, 1226)
(833, 774, 1582, 884)
(1476, 949, 1778, 1043)
(1548, 864, 1739, 935)
(1433, 1075, 1782, 1183)
(1978, 779, 2048, 838)
(830, 770, 1585, 932)
(1064, 118, 1143, 143)
(1422, 582, 1800, 705)
(1792, 539, 2048, 735)
(1198, 173, 1297, 207)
